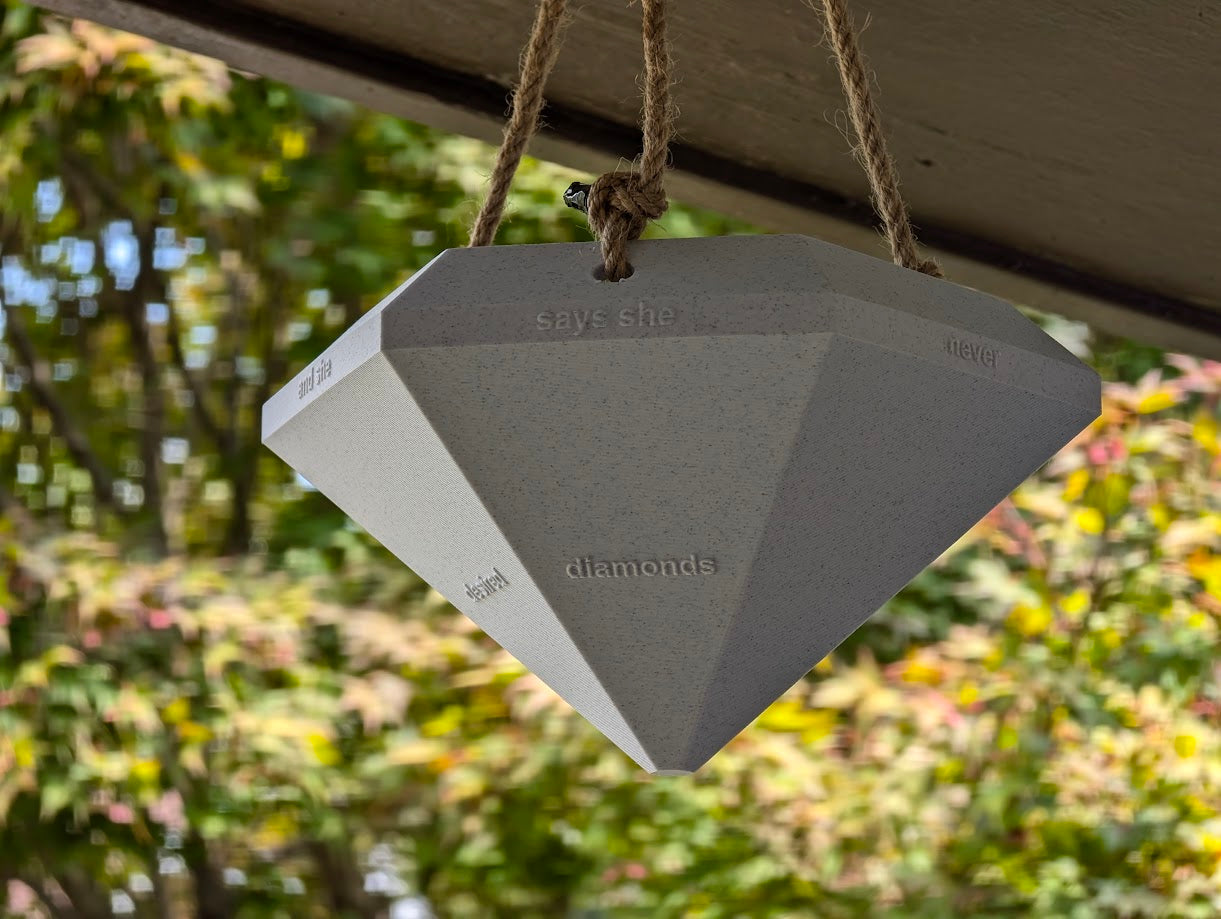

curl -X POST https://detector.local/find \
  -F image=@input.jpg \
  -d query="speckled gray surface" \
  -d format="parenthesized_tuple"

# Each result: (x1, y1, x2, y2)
(262, 235, 1100, 773)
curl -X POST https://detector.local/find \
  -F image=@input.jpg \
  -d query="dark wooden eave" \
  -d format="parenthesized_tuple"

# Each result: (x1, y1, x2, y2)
(34, 0, 1221, 358)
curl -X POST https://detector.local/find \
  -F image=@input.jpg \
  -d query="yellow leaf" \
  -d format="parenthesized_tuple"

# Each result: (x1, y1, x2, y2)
(1074, 507, 1106, 535)
(251, 811, 299, 849)
(1137, 389, 1176, 414)
(131, 759, 160, 783)
(1188, 552, 1221, 598)
(984, 646, 1004, 671)
(176, 721, 213, 744)
(306, 731, 340, 766)
(958, 681, 979, 706)
(1200, 832, 1221, 855)
(421, 706, 464, 738)
(1062, 468, 1090, 502)
(162, 697, 190, 725)
(173, 150, 205, 175)
(43, 645, 84, 668)
(1185, 795, 1216, 820)
(758, 700, 835, 738)
(901, 658, 943, 686)
(1149, 503, 1171, 531)
(14, 660, 48, 689)
(279, 128, 307, 160)
(13, 736, 35, 769)
(1008, 602, 1053, 637)
(1174, 733, 1198, 758)
(1193, 412, 1220, 454)
(1061, 589, 1090, 618)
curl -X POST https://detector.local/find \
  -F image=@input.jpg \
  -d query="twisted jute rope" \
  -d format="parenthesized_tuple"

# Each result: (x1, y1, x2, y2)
(468, 0, 673, 281)
(470, 0, 939, 281)
(817, 0, 942, 277)
(468, 0, 572, 248)
(584, 0, 675, 280)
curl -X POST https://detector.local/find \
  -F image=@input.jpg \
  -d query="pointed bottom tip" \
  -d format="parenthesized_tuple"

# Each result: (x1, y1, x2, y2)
(650, 769, 694, 777)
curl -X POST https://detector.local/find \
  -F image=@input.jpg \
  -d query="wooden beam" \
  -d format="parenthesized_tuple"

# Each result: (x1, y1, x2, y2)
(32, 0, 1221, 358)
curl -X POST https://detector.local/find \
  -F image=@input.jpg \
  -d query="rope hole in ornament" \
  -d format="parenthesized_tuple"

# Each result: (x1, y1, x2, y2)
(592, 262, 636, 282)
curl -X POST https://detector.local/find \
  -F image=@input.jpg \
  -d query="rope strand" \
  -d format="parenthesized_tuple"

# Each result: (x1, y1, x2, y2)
(586, 0, 675, 280)
(817, 0, 942, 277)
(469, 0, 571, 247)
(637, 0, 673, 191)
(470, 0, 938, 285)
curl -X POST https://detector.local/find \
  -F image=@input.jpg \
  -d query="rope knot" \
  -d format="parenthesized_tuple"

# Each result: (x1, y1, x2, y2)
(587, 171, 669, 280)
(590, 172, 669, 224)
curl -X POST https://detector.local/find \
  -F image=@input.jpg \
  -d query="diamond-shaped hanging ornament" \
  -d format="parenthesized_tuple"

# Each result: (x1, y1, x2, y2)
(262, 234, 1099, 774)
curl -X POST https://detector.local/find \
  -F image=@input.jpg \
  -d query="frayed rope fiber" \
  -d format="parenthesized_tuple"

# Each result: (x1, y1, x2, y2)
(468, 0, 571, 249)
(816, 0, 942, 277)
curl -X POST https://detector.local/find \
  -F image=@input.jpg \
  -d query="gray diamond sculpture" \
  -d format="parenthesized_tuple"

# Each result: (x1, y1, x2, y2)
(262, 235, 1100, 774)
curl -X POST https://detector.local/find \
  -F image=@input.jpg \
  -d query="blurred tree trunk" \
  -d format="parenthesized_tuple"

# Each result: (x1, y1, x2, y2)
(127, 223, 169, 555)
(183, 830, 235, 919)
(309, 841, 382, 917)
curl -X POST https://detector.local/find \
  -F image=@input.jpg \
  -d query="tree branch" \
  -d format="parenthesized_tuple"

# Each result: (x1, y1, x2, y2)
(164, 298, 231, 453)
(124, 222, 169, 555)
(59, 151, 170, 552)
(61, 150, 130, 221)
(4, 304, 118, 511)
(215, 222, 263, 556)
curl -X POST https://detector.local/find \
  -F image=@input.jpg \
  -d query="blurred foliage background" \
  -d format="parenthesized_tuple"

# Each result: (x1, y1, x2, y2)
(0, 3, 1219, 917)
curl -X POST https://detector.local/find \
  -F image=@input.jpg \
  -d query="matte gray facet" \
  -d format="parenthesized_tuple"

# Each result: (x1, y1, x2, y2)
(262, 235, 1100, 773)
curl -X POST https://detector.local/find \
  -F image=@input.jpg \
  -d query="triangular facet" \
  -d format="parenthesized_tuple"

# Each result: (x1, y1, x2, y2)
(390, 334, 833, 770)
(680, 335, 1096, 769)
(268, 346, 655, 767)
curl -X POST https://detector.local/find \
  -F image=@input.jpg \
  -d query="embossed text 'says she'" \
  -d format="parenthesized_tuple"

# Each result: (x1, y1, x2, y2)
(536, 302, 676, 336)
